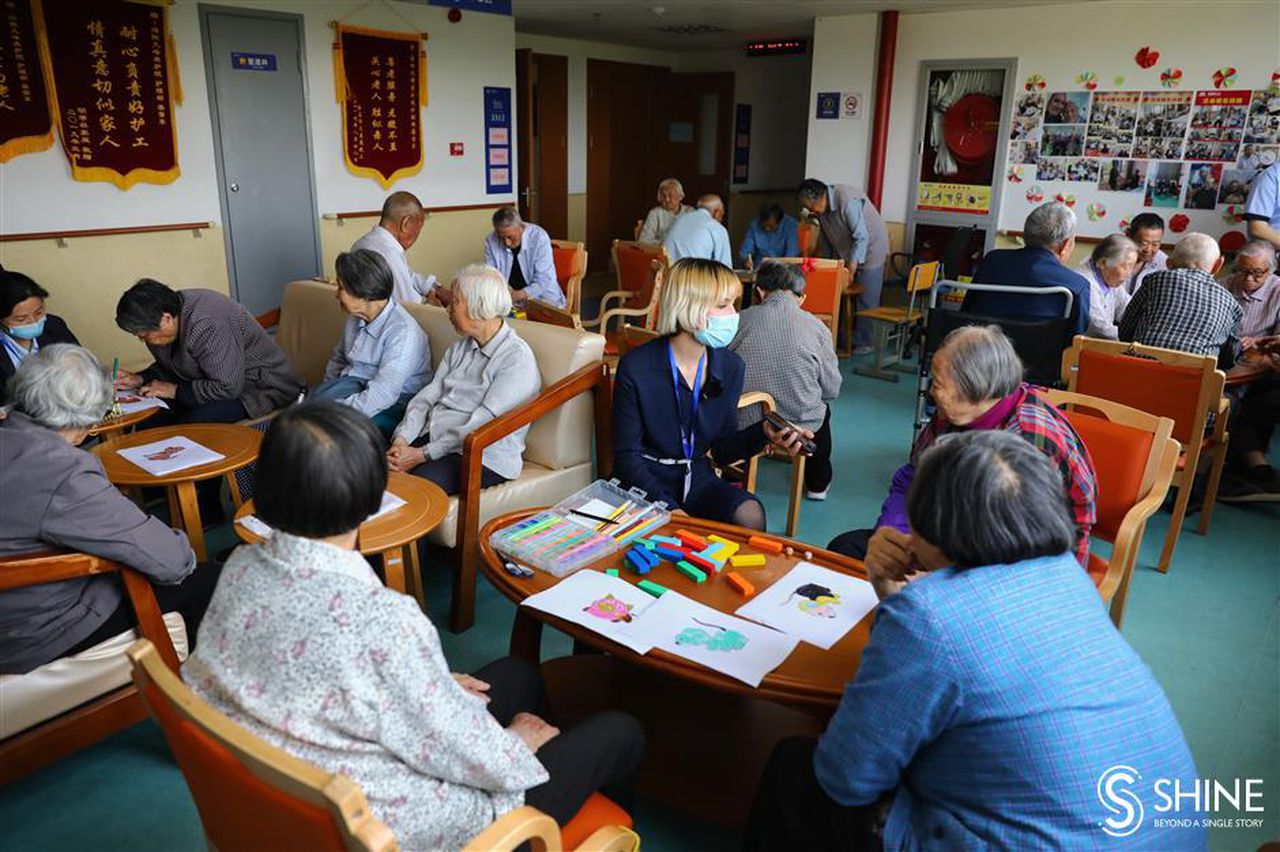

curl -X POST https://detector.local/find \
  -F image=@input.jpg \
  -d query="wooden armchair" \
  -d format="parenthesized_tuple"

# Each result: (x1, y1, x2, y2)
(725, 391, 805, 538)
(551, 239, 588, 317)
(526, 298, 582, 330)
(1040, 390, 1179, 627)
(1062, 337, 1229, 573)
(0, 551, 182, 785)
(582, 241, 667, 354)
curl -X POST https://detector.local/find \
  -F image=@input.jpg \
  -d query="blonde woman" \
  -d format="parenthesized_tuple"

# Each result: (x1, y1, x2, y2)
(612, 258, 811, 529)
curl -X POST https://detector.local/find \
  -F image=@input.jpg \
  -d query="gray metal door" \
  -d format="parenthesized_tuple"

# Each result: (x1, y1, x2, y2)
(201, 8, 321, 316)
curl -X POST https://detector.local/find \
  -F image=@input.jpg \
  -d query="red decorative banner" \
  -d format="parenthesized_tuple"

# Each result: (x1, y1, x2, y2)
(333, 24, 427, 188)
(35, 0, 180, 189)
(0, 0, 52, 162)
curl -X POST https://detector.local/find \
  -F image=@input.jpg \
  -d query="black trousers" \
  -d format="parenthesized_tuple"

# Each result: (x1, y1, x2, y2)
(827, 527, 874, 560)
(472, 656, 645, 825)
(805, 406, 835, 493)
(409, 453, 508, 496)
(743, 736, 885, 852)
(1230, 374, 1280, 461)
(63, 561, 223, 658)
(141, 398, 249, 428)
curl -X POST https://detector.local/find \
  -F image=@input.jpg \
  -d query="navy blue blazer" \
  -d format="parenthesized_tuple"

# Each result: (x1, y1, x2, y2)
(963, 246, 1091, 337)
(612, 336, 767, 508)
(0, 314, 79, 405)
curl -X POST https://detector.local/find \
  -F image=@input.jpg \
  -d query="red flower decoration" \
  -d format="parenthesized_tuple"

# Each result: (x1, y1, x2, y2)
(1169, 213, 1190, 233)
(1134, 47, 1159, 69)
(800, 257, 818, 274)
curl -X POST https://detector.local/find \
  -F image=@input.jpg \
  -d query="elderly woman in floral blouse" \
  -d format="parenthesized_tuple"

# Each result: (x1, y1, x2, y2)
(183, 402, 644, 849)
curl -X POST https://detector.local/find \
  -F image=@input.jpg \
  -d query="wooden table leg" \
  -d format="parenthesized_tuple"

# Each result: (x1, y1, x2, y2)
(509, 610, 544, 663)
(404, 540, 426, 611)
(174, 481, 207, 561)
(225, 471, 244, 510)
(382, 547, 407, 595)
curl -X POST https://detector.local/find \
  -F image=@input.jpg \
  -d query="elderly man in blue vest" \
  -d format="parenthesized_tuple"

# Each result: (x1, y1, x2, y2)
(797, 179, 889, 354)
(481, 206, 565, 308)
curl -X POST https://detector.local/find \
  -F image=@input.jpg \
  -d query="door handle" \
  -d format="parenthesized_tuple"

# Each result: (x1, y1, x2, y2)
(229, 181, 240, 193)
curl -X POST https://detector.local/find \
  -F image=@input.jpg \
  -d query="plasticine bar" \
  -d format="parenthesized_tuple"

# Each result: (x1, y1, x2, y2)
(685, 553, 717, 573)
(605, 568, 620, 577)
(747, 535, 784, 554)
(649, 534, 683, 547)
(725, 571, 755, 596)
(675, 560, 707, 583)
(637, 579, 668, 597)
(707, 534, 734, 546)
(731, 553, 766, 568)
(674, 529, 709, 550)
(653, 545, 686, 563)
(625, 550, 652, 575)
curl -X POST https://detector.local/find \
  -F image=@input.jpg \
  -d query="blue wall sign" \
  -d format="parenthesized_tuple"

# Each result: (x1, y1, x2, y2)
(231, 51, 277, 72)
(815, 91, 839, 120)
(484, 86, 513, 195)
(427, 0, 513, 15)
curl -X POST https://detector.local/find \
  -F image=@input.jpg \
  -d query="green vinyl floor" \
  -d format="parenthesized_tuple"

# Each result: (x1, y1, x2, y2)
(2, 361, 1276, 852)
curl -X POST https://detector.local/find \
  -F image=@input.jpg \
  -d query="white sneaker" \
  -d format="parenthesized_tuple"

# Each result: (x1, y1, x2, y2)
(850, 344, 874, 356)
(805, 488, 829, 501)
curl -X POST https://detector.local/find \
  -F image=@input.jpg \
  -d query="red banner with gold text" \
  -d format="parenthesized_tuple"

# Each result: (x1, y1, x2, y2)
(34, 0, 180, 189)
(0, 0, 52, 162)
(334, 24, 427, 188)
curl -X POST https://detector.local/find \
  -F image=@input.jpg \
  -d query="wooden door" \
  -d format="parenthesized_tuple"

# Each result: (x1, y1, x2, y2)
(660, 72, 735, 211)
(515, 49, 536, 222)
(534, 54, 568, 239)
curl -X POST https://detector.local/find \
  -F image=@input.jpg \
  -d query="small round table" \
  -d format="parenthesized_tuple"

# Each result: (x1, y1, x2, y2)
(233, 471, 449, 606)
(88, 406, 158, 444)
(1226, 356, 1271, 387)
(94, 423, 262, 561)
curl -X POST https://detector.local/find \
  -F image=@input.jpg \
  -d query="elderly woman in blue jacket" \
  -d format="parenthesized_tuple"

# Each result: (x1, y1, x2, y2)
(611, 258, 810, 530)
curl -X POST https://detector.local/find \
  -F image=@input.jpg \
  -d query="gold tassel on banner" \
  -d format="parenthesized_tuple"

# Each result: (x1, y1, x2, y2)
(167, 29, 183, 105)
(333, 26, 347, 103)
(418, 44, 428, 108)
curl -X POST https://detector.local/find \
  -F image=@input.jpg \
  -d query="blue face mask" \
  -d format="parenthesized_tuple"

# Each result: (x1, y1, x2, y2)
(694, 312, 739, 349)
(5, 317, 45, 340)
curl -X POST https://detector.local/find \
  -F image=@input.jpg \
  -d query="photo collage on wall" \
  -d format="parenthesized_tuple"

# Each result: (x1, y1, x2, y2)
(1008, 83, 1280, 215)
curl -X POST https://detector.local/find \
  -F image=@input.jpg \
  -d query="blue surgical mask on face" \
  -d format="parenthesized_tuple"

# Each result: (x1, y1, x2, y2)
(5, 317, 45, 340)
(694, 312, 739, 348)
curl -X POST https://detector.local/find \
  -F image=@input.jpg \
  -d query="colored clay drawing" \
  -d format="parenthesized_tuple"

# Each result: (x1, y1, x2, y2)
(785, 582, 842, 619)
(144, 445, 185, 461)
(583, 594, 635, 624)
(675, 617, 748, 652)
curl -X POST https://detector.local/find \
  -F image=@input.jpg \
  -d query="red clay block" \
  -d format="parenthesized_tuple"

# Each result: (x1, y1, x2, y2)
(674, 529, 709, 550)
(726, 572, 755, 596)
(747, 535, 784, 554)
(685, 553, 716, 573)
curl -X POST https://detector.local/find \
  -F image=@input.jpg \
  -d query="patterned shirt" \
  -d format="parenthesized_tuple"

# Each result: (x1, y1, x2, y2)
(879, 384, 1096, 566)
(1118, 267, 1242, 360)
(352, 225, 436, 305)
(729, 291, 841, 431)
(1227, 271, 1280, 339)
(393, 322, 540, 480)
(323, 300, 432, 417)
(184, 533, 548, 851)
(1126, 248, 1167, 295)
(815, 552, 1202, 851)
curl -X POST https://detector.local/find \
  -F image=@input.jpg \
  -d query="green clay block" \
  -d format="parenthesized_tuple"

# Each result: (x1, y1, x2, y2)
(675, 560, 707, 583)
(605, 568, 619, 577)
(637, 579, 668, 597)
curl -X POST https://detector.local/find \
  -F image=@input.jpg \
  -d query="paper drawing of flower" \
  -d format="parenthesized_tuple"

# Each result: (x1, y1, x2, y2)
(583, 594, 634, 623)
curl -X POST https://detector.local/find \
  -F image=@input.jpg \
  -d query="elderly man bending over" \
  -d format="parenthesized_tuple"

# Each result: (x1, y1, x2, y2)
(351, 191, 437, 304)
(0, 345, 218, 674)
(639, 177, 693, 244)
(964, 201, 1091, 338)
(387, 264, 541, 495)
(482, 207, 564, 308)
(663, 194, 732, 267)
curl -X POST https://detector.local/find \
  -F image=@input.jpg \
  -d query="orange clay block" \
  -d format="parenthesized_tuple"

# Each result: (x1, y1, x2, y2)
(731, 553, 766, 568)
(747, 535, 784, 554)
(726, 572, 755, 596)
(674, 529, 709, 550)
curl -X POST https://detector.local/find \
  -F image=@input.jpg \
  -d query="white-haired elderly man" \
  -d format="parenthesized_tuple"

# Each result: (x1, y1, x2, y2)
(638, 177, 694, 244)
(1225, 240, 1280, 342)
(1119, 232, 1242, 365)
(963, 201, 1091, 338)
(0, 344, 219, 675)
(387, 264, 542, 495)
(481, 206, 564, 308)
(663, 193, 733, 267)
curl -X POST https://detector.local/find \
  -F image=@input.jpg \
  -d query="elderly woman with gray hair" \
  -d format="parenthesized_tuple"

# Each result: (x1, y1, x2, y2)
(1075, 233, 1138, 339)
(638, 177, 693, 244)
(828, 324, 1097, 574)
(749, 431, 1200, 852)
(0, 344, 217, 674)
(387, 264, 541, 495)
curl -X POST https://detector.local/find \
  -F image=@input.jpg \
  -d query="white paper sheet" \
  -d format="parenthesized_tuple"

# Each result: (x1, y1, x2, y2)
(116, 436, 225, 476)
(113, 391, 169, 414)
(370, 491, 407, 521)
(563, 497, 621, 530)
(237, 490, 407, 540)
(734, 561, 878, 650)
(623, 591, 798, 687)
(521, 570, 657, 654)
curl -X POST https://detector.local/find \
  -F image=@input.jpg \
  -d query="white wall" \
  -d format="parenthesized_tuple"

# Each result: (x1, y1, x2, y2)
(806, 1, 1280, 235)
(0, 0, 516, 233)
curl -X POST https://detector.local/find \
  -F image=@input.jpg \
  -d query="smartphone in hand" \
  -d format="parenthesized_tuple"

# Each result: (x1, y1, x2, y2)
(763, 411, 817, 456)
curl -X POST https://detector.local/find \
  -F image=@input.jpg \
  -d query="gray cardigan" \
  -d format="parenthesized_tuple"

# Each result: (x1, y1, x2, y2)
(0, 412, 195, 673)
(141, 288, 302, 418)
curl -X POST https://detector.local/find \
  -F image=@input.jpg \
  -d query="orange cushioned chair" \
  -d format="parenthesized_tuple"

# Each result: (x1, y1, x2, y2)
(550, 239, 588, 317)
(583, 241, 666, 358)
(127, 639, 637, 852)
(1062, 337, 1228, 574)
(1041, 390, 1178, 627)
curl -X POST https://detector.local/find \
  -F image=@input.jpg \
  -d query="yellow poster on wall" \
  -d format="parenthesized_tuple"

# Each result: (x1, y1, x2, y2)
(917, 182, 992, 214)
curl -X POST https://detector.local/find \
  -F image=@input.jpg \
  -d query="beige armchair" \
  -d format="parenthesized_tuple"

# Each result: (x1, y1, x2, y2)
(276, 281, 609, 631)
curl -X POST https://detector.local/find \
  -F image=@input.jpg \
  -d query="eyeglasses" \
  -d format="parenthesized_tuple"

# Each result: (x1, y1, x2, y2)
(1237, 267, 1271, 280)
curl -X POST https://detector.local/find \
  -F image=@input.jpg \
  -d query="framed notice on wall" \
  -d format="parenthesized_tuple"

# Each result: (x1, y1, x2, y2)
(484, 85, 511, 195)
(732, 103, 751, 184)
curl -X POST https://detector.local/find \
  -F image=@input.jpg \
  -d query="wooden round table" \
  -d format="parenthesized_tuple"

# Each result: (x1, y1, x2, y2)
(479, 510, 873, 710)
(88, 406, 158, 444)
(1226, 356, 1272, 387)
(94, 424, 262, 562)
(234, 471, 449, 607)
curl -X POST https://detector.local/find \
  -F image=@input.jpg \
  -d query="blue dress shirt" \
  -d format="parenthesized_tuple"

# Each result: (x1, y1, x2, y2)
(815, 552, 1202, 851)
(323, 301, 431, 418)
(483, 222, 565, 307)
(739, 214, 800, 268)
(965, 245, 1092, 336)
(1244, 162, 1280, 229)
(662, 208, 733, 268)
